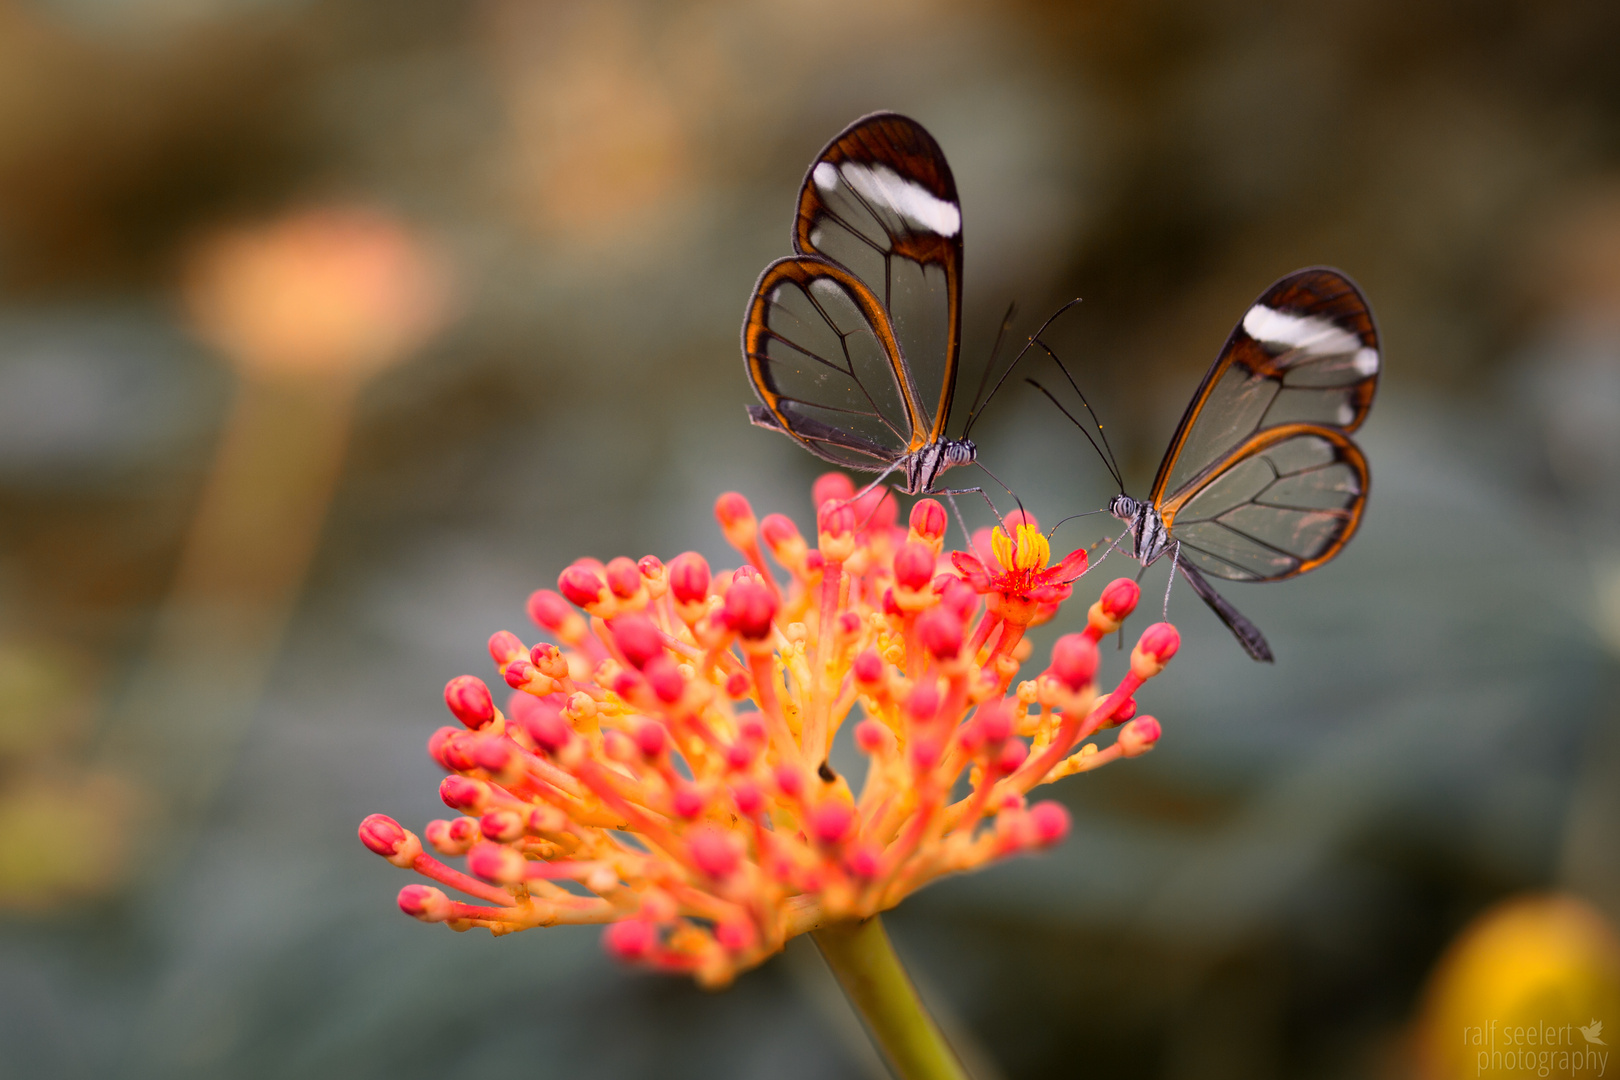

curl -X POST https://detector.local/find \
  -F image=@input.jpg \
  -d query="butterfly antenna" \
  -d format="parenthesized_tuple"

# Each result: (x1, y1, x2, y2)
(1030, 338, 1126, 492)
(961, 297, 1082, 439)
(1025, 378, 1125, 492)
(961, 301, 1017, 432)
(1046, 508, 1112, 542)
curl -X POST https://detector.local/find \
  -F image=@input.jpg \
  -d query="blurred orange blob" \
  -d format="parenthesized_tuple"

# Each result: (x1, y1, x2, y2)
(184, 206, 452, 381)
(1415, 894, 1620, 1079)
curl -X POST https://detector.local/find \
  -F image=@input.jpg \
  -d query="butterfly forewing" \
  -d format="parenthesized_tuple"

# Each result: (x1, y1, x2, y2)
(1151, 269, 1380, 504)
(1164, 425, 1369, 582)
(792, 113, 964, 444)
(744, 257, 921, 470)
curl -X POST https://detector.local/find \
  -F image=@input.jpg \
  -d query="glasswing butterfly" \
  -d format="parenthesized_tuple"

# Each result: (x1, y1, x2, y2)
(743, 112, 1017, 498)
(1037, 268, 1380, 662)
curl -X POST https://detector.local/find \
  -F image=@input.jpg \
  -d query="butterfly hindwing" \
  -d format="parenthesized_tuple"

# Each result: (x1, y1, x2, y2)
(743, 256, 922, 471)
(791, 112, 964, 444)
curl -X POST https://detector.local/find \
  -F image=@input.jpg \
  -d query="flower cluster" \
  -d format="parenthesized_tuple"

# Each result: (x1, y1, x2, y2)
(360, 474, 1179, 987)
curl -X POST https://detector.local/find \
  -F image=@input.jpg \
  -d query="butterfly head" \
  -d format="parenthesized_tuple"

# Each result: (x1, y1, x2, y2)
(1108, 494, 1138, 525)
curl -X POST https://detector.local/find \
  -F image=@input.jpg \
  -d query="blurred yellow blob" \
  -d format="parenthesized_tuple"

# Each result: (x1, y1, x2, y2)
(184, 206, 451, 382)
(1416, 894, 1620, 1079)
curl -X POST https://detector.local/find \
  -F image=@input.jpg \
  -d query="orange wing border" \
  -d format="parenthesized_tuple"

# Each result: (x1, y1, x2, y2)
(1159, 422, 1370, 581)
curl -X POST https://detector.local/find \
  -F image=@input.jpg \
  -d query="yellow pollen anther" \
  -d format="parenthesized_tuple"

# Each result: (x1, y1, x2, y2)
(991, 524, 1050, 574)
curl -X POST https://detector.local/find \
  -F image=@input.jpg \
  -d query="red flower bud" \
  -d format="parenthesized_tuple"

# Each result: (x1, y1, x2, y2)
(668, 551, 711, 604)
(611, 613, 663, 669)
(1117, 715, 1162, 757)
(812, 472, 855, 508)
(939, 577, 978, 621)
(978, 702, 1014, 743)
(444, 675, 495, 729)
(1029, 801, 1071, 846)
(471, 736, 513, 774)
(906, 682, 940, 722)
(774, 763, 804, 799)
(724, 671, 751, 699)
(855, 719, 892, 754)
(558, 565, 606, 609)
(1050, 634, 1099, 691)
(916, 607, 964, 660)
(714, 492, 757, 545)
(846, 843, 882, 879)
(398, 884, 451, 922)
(997, 737, 1029, 773)
(643, 655, 685, 703)
(1138, 623, 1180, 664)
(605, 556, 642, 599)
(672, 785, 707, 819)
(687, 826, 740, 878)
(1099, 577, 1140, 620)
(723, 577, 778, 640)
(810, 801, 854, 846)
(818, 499, 856, 540)
(527, 589, 571, 632)
(760, 513, 802, 552)
(439, 775, 489, 813)
(427, 726, 461, 770)
(732, 781, 764, 816)
(635, 720, 668, 758)
(893, 542, 936, 591)
(909, 498, 947, 543)
(488, 631, 526, 667)
(358, 813, 409, 859)
(479, 809, 523, 842)
(603, 919, 657, 960)
(518, 701, 572, 754)
(853, 650, 884, 686)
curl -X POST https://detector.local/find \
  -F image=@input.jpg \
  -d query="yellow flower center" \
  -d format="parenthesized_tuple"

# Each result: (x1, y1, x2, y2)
(991, 523, 1050, 574)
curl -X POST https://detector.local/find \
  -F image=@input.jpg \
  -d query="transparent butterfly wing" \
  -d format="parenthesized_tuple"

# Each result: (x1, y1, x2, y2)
(743, 256, 921, 471)
(1150, 268, 1380, 506)
(1163, 424, 1370, 582)
(790, 112, 964, 444)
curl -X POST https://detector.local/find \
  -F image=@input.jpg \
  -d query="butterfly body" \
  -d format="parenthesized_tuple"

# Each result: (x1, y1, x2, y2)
(743, 114, 995, 498)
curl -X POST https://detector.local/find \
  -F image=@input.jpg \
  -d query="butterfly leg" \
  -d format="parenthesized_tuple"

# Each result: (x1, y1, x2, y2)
(935, 485, 1007, 552)
(1162, 541, 1181, 620)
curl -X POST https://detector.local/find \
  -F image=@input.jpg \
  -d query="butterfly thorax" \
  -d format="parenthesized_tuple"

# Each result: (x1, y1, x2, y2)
(1109, 494, 1170, 564)
(900, 439, 976, 495)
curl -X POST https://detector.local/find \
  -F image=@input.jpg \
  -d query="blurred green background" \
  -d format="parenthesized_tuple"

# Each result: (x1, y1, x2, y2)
(3, 1, 1620, 1077)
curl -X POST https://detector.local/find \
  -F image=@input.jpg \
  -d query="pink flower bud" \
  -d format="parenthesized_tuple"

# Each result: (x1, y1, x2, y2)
(529, 642, 569, 678)
(731, 781, 764, 816)
(503, 659, 536, 690)
(439, 775, 489, 813)
(1117, 715, 1162, 757)
(916, 607, 964, 660)
(861, 489, 899, 531)
(398, 884, 451, 922)
(882, 588, 901, 617)
(1138, 623, 1180, 663)
(939, 577, 978, 621)
(638, 553, 664, 578)
(601, 556, 639, 599)
(427, 726, 460, 770)
(818, 500, 856, 542)
(603, 918, 657, 960)
(909, 499, 947, 543)
(1050, 634, 1099, 691)
(668, 552, 711, 604)
(558, 565, 606, 609)
(723, 577, 778, 640)
(910, 734, 942, 771)
(738, 716, 767, 744)
(812, 472, 855, 508)
(526, 589, 571, 632)
(479, 809, 523, 842)
(487, 631, 526, 667)
(518, 701, 572, 754)
(687, 826, 740, 878)
(358, 813, 410, 859)
(471, 736, 513, 775)
(774, 764, 804, 799)
(724, 671, 751, 699)
(715, 918, 755, 953)
(725, 741, 756, 771)
(1099, 578, 1140, 620)
(1029, 801, 1070, 846)
(845, 843, 882, 879)
(444, 675, 495, 729)
(893, 542, 936, 591)
(810, 801, 854, 846)
(714, 492, 757, 547)
(853, 650, 884, 686)
(855, 719, 893, 754)
(1113, 697, 1137, 723)
(672, 786, 706, 819)
(611, 614, 663, 669)
(760, 513, 802, 553)
(997, 737, 1029, 773)
(467, 841, 523, 883)
(643, 656, 685, 703)
(978, 702, 1014, 743)
(804, 550, 826, 575)
(906, 682, 940, 722)
(837, 611, 862, 636)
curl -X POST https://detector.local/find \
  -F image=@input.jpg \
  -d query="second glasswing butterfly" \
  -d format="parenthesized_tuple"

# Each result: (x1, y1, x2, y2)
(1031, 268, 1381, 662)
(743, 112, 1028, 501)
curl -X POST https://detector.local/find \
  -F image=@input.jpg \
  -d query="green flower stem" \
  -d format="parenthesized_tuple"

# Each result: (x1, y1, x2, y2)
(813, 915, 972, 1080)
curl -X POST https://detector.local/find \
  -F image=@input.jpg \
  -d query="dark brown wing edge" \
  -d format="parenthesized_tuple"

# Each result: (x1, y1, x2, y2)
(1149, 267, 1380, 505)
(792, 112, 964, 443)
